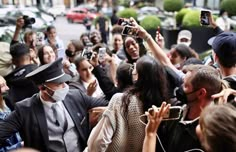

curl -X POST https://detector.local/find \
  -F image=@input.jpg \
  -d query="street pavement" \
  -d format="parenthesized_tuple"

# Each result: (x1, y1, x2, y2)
(53, 16, 87, 46)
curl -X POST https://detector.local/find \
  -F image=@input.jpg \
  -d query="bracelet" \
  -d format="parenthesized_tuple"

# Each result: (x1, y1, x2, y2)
(144, 34, 151, 41)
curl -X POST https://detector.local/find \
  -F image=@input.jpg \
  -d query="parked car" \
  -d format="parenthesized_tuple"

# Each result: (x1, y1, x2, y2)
(0, 5, 15, 18)
(21, 7, 55, 24)
(0, 5, 15, 17)
(47, 5, 66, 18)
(4, 8, 54, 32)
(66, 7, 98, 23)
(0, 24, 15, 43)
(76, 4, 97, 13)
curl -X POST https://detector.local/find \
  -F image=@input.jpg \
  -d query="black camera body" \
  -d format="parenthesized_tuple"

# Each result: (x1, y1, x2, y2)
(23, 15, 35, 29)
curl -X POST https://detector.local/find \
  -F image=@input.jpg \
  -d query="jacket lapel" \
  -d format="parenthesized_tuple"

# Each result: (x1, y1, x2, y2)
(63, 99, 86, 144)
(33, 95, 49, 148)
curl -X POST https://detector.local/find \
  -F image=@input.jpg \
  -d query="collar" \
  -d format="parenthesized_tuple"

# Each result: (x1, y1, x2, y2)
(179, 104, 199, 125)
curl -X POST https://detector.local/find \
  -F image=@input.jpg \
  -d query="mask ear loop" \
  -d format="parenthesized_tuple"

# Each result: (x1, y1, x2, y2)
(139, 114, 205, 152)
(42, 84, 55, 101)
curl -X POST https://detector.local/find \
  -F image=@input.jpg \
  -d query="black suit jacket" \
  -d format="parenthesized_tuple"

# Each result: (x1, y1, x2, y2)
(0, 89, 108, 151)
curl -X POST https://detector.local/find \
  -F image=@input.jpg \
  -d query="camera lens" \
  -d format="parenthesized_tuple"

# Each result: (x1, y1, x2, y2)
(29, 18, 35, 24)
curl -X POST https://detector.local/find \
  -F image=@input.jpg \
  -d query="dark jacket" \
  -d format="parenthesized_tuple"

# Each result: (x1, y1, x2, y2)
(93, 66, 120, 100)
(69, 75, 87, 93)
(4, 64, 39, 110)
(0, 89, 108, 151)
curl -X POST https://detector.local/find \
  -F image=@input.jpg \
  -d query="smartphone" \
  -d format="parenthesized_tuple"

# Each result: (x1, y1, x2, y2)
(122, 26, 138, 36)
(200, 10, 211, 26)
(148, 106, 182, 121)
(82, 48, 93, 60)
(117, 18, 131, 26)
(98, 47, 106, 62)
(36, 32, 45, 46)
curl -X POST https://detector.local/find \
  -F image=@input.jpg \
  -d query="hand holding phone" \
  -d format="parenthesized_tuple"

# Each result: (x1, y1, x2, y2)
(200, 10, 211, 26)
(117, 18, 132, 26)
(122, 26, 139, 37)
(148, 106, 182, 121)
(98, 48, 106, 62)
(82, 47, 93, 60)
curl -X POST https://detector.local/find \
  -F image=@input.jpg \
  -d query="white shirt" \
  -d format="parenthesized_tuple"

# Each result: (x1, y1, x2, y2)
(85, 117, 113, 152)
(216, 17, 236, 31)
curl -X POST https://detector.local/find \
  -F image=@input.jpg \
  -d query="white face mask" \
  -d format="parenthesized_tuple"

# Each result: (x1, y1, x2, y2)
(45, 83, 69, 101)
(222, 15, 228, 20)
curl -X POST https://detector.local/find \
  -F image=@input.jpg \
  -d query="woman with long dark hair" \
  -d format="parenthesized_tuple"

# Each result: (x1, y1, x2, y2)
(123, 36, 146, 64)
(86, 55, 170, 152)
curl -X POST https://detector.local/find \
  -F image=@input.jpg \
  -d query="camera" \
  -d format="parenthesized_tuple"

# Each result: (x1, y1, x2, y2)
(117, 18, 132, 26)
(23, 15, 35, 29)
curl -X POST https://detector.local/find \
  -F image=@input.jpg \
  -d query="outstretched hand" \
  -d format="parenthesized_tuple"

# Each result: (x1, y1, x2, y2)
(87, 80, 97, 96)
(16, 16, 25, 30)
(89, 52, 99, 67)
(212, 88, 236, 104)
(145, 102, 170, 136)
(128, 17, 149, 39)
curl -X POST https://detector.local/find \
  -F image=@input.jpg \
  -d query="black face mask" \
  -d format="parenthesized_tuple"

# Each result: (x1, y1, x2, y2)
(65, 49, 75, 57)
(176, 86, 188, 104)
(175, 86, 198, 105)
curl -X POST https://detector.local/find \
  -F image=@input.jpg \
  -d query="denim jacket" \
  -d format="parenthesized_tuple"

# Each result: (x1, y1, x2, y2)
(0, 106, 22, 152)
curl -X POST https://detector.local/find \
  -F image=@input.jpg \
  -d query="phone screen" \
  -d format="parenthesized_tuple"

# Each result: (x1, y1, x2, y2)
(82, 48, 93, 60)
(122, 26, 138, 36)
(98, 48, 106, 62)
(200, 10, 210, 26)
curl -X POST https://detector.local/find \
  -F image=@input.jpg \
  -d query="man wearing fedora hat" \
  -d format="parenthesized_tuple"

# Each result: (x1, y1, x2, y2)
(0, 58, 108, 152)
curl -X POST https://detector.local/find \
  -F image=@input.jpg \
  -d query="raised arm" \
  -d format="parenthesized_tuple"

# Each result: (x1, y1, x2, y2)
(11, 17, 24, 45)
(143, 102, 170, 152)
(129, 18, 184, 78)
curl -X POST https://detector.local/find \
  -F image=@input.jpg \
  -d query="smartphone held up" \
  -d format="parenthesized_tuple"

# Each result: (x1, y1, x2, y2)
(98, 48, 106, 62)
(148, 106, 182, 121)
(200, 10, 211, 26)
(122, 26, 139, 37)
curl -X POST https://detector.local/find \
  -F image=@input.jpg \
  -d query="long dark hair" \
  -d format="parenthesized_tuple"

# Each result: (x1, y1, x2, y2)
(122, 55, 169, 117)
(123, 36, 146, 64)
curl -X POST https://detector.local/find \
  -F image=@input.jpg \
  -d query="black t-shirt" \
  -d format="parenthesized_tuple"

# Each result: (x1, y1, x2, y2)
(157, 116, 203, 152)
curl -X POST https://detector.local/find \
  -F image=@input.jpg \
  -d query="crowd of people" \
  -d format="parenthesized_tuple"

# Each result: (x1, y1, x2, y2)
(0, 9, 235, 152)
